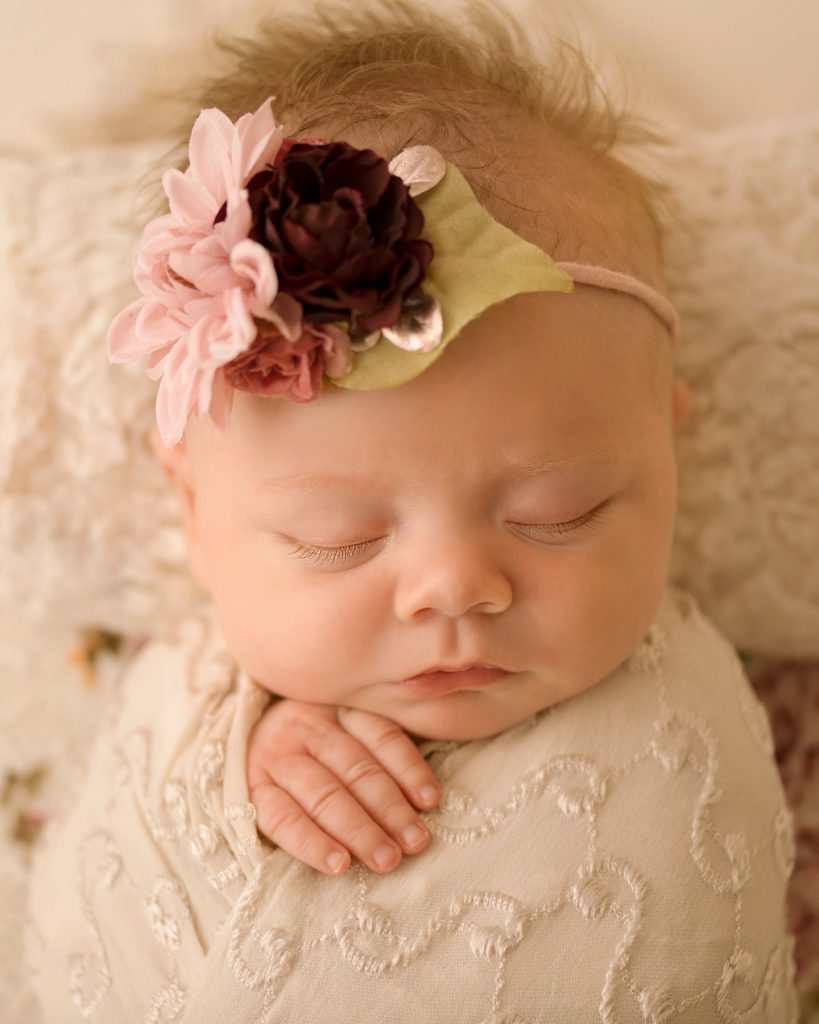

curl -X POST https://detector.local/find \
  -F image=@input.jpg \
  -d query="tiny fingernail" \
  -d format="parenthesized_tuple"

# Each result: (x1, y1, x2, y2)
(373, 843, 398, 867)
(420, 784, 439, 806)
(326, 851, 348, 873)
(402, 823, 426, 847)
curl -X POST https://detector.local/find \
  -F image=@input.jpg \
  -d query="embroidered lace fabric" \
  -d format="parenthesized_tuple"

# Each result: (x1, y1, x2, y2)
(24, 587, 799, 1022)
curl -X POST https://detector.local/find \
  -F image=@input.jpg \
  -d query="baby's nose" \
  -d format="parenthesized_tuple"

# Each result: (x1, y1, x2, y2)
(392, 535, 513, 621)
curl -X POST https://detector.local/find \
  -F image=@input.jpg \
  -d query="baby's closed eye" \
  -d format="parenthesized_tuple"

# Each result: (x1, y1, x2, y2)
(285, 501, 612, 568)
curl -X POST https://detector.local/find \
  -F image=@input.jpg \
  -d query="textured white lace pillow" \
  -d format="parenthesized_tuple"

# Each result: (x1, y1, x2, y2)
(0, 143, 204, 636)
(657, 120, 819, 658)
(1, 120, 818, 654)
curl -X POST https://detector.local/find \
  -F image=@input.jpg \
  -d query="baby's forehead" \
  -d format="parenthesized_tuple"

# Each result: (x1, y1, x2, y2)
(188, 300, 666, 496)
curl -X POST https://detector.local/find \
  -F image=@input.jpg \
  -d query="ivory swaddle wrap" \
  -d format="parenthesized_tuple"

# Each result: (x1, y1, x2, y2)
(25, 587, 799, 1023)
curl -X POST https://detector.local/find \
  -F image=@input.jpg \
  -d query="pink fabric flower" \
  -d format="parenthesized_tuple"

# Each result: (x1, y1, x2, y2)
(146, 287, 258, 445)
(107, 96, 285, 444)
(223, 320, 353, 402)
(107, 96, 440, 445)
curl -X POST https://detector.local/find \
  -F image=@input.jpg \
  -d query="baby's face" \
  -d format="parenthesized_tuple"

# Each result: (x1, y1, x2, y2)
(167, 282, 687, 741)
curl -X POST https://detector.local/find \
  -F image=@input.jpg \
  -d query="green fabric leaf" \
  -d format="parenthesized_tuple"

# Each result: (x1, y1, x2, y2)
(334, 162, 573, 391)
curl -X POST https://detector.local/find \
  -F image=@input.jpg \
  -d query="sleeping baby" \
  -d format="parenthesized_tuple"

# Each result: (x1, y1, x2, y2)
(25, 2, 799, 1021)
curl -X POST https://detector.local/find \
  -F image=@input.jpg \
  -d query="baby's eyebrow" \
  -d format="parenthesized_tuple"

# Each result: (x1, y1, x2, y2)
(256, 452, 619, 495)
(498, 452, 620, 479)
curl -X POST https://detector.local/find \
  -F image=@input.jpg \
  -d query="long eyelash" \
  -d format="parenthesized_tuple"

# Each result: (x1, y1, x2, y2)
(518, 505, 608, 537)
(291, 540, 374, 566)
(292, 506, 607, 566)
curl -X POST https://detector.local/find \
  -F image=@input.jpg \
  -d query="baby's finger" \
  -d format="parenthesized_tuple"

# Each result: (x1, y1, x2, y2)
(293, 727, 433, 857)
(335, 706, 440, 809)
(266, 754, 411, 872)
(250, 781, 352, 876)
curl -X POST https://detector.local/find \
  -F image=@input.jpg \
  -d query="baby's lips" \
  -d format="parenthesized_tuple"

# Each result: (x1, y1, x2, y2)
(403, 660, 507, 679)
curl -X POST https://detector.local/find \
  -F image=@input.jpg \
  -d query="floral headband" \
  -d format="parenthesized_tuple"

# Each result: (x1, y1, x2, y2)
(107, 96, 680, 447)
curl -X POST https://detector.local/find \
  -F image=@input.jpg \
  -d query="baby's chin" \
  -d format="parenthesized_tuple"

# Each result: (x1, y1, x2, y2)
(387, 692, 542, 744)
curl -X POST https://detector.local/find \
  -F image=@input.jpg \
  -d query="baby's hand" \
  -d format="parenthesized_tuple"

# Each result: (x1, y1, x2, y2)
(247, 699, 440, 876)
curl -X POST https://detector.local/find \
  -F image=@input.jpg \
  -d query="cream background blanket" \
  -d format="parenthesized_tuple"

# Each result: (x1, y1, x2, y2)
(25, 587, 799, 1023)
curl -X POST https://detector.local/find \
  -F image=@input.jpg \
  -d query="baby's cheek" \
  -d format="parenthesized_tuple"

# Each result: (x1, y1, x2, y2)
(217, 566, 385, 702)
(530, 522, 665, 692)
(577, 516, 671, 678)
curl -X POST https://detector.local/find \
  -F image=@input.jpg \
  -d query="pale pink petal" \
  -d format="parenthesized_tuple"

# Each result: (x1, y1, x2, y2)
(138, 238, 201, 287)
(169, 245, 238, 297)
(195, 362, 217, 419)
(134, 243, 201, 307)
(162, 167, 218, 228)
(139, 213, 180, 246)
(107, 297, 150, 361)
(182, 289, 256, 367)
(256, 291, 302, 340)
(133, 253, 160, 295)
(155, 339, 198, 447)
(187, 107, 235, 205)
(232, 95, 284, 183)
(185, 313, 216, 365)
(213, 189, 252, 251)
(108, 297, 185, 362)
(137, 257, 197, 308)
(230, 239, 277, 308)
(188, 263, 242, 296)
(182, 294, 218, 321)
(207, 367, 235, 435)
(217, 287, 257, 360)
(145, 341, 176, 380)
(140, 221, 202, 259)
(135, 298, 189, 349)
(134, 229, 185, 281)
(233, 111, 251, 135)
(189, 233, 226, 261)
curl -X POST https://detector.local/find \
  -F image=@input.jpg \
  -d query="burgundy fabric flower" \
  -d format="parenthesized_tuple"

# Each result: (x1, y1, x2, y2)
(222, 140, 434, 340)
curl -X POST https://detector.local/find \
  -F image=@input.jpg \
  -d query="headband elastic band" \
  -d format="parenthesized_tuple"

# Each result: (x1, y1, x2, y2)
(556, 263, 680, 342)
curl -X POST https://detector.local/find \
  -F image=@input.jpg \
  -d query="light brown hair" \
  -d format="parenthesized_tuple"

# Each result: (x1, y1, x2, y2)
(136, 0, 670, 282)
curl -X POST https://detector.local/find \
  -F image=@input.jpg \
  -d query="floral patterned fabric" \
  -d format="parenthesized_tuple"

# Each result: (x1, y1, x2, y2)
(742, 656, 819, 1022)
